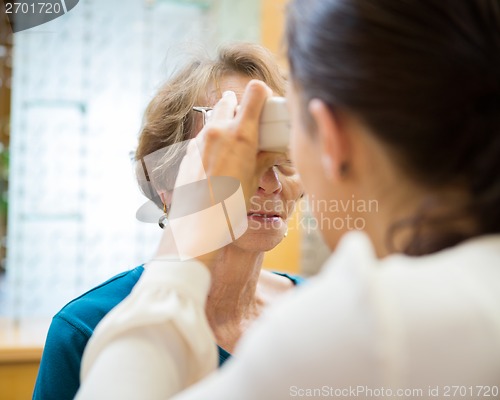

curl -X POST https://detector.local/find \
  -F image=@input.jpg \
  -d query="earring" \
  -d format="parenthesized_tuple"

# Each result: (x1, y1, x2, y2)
(284, 227, 289, 238)
(158, 194, 169, 229)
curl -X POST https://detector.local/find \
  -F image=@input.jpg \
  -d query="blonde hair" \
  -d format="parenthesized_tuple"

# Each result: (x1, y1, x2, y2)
(135, 43, 286, 207)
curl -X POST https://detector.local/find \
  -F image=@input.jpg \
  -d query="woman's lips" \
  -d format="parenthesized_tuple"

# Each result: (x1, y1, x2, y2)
(247, 213, 283, 222)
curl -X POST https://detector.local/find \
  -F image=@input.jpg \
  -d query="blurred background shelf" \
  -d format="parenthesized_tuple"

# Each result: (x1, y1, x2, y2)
(0, 318, 49, 400)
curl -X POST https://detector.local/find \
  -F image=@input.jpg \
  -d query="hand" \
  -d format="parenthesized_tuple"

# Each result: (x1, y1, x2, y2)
(196, 80, 273, 206)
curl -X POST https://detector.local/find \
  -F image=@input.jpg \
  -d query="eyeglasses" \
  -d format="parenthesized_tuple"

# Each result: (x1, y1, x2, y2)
(192, 106, 213, 126)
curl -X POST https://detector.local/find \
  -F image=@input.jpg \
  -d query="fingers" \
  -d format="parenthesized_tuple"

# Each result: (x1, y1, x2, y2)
(208, 80, 272, 129)
(235, 80, 273, 147)
(194, 80, 273, 184)
(237, 80, 273, 121)
(210, 90, 238, 121)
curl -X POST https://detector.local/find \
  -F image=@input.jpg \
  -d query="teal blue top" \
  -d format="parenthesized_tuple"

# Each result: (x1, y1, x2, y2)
(33, 266, 304, 400)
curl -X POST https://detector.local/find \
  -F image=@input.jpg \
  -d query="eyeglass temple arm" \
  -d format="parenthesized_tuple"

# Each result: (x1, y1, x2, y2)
(192, 106, 213, 126)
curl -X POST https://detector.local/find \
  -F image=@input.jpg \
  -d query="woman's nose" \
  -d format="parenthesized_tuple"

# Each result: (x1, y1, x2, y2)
(258, 167, 282, 195)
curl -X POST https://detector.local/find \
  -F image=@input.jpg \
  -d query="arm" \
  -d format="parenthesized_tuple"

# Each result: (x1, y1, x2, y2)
(77, 231, 381, 400)
(75, 261, 218, 400)
(33, 317, 88, 400)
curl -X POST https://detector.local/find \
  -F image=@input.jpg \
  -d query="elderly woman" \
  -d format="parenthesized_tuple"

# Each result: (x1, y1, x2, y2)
(33, 43, 304, 400)
(76, 0, 500, 399)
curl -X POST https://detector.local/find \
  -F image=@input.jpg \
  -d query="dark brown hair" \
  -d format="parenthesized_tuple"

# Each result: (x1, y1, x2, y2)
(135, 43, 285, 207)
(286, 0, 500, 255)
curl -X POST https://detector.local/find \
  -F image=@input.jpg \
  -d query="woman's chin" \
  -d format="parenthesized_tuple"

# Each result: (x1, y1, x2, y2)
(232, 217, 288, 251)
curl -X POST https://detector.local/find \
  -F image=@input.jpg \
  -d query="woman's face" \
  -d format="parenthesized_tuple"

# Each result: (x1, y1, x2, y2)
(288, 80, 375, 251)
(205, 74, 303, 252)
(286, 82, 346, 249)
(287, 84, 325, 208)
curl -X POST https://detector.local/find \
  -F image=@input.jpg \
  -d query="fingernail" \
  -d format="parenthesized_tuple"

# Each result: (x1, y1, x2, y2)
(223, 90, 236, 98)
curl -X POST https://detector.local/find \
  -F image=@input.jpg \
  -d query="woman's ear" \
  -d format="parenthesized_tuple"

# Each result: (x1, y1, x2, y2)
(308, 99, 350, 182)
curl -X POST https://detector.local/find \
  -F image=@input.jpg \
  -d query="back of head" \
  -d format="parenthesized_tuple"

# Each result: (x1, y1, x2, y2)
(287, 0, 500, 255)
(135, 42, 285, 207)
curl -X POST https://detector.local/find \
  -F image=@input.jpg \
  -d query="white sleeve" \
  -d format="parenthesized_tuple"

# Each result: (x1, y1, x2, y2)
(75, 259, 218, 400)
